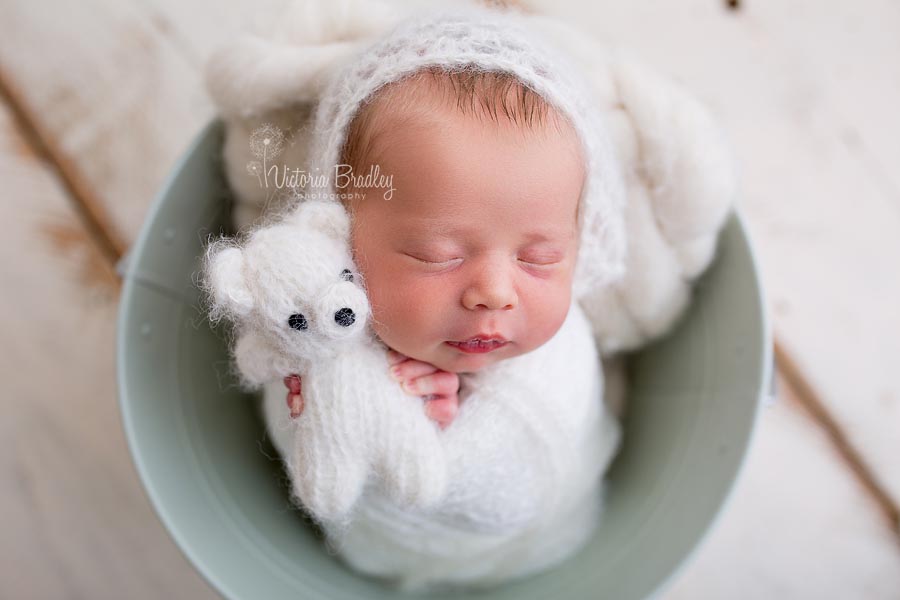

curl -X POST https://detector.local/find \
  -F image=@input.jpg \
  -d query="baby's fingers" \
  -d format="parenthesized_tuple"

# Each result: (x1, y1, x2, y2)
(401, 370, 459, 398)
(390, 359, 438, 383)
(283, 374, 302, 395)
(283, 374, 304, 419)
(286, 391, 304, 418)
(424, 395, 459, 430)
(386, 349, 408, 366)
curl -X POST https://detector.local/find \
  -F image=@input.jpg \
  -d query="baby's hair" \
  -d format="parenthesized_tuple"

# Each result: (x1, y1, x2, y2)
(339, 67, 567, 179)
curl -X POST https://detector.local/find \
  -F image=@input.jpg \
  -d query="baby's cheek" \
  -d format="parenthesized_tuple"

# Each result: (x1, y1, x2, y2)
(524, 282, 573, 351)
(368, 276, 443, 350)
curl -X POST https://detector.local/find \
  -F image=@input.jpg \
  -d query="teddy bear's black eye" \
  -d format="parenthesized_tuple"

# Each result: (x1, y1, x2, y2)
(288, 313, 308, 331)
(340, 268, 354, 282)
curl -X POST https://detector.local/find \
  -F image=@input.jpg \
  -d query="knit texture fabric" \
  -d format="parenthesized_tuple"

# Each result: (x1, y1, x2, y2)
(261, 295, 621, 592)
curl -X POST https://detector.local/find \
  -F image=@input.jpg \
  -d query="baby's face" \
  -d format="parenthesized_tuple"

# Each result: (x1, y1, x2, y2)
(347, 94, 584, 374)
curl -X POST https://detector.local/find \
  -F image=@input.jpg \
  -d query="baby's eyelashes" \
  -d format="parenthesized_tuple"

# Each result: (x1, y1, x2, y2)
(517, 257, 563, 268)
(402, 252, 462, 267)
(517, 247, 567, 264)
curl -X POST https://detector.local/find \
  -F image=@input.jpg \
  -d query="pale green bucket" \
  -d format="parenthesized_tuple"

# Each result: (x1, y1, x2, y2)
(117, 120, 772, 599)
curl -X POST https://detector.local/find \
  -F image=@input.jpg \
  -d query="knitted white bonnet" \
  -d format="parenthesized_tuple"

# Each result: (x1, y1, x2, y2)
(299, 6, 627, 297)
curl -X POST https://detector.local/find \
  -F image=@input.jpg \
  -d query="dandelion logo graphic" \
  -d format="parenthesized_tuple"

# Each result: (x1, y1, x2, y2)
(250, 123, 285, 161)
(246, 123, 286, 189)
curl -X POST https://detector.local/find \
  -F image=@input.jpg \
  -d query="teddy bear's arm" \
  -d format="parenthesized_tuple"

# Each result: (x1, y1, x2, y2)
(288, 392, 370, 526)
(376, 398, 448, 511)
(233, 328, 290, 389)
(343, 344, 449, 511)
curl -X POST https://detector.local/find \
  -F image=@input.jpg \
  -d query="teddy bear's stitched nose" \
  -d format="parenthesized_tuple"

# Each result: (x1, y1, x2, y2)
(334, 308, 355, 327)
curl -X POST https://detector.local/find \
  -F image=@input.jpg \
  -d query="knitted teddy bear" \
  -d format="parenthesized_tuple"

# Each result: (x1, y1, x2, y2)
(204, 198, 448, 526)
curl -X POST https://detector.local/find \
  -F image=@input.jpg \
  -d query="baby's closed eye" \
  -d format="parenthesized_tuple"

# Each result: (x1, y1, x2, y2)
(517, 249, 566, 266)
(402, 251, 462, 265)
(400, 249, 566, 268)
(399, 249, 464, 274)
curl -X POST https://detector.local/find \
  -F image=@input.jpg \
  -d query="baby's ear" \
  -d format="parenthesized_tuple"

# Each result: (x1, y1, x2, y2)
(205, 244, 254, 320)
(290, 199, 350, 241)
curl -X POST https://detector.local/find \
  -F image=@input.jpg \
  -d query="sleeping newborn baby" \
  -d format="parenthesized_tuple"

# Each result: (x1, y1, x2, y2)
(281, 67, 593, 423)
(218, 7, 627, 593)
(203, 0, 740, 591)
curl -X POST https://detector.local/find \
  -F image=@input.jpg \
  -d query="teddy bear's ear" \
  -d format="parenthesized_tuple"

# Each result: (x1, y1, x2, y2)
(290, 199, 351, 241)
(205, 244, 254, 320)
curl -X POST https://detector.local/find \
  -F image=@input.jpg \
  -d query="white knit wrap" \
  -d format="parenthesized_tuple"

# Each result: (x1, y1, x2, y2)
(300, 5, 627, 298)
(260, 296, 621, 593)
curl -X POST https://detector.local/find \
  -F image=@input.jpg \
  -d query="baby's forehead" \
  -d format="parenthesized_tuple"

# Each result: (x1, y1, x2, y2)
(342, 68, 580, 171)
(383, 70, 571, 133)
(339, 70, 586, 231)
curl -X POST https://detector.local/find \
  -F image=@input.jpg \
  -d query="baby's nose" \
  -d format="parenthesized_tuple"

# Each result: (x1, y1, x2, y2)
(334, 307, 356, 327)
(462, 261, 518, 311)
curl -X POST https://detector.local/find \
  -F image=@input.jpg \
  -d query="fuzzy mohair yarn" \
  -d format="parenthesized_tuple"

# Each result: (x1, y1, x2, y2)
(202, 0, 739, 592)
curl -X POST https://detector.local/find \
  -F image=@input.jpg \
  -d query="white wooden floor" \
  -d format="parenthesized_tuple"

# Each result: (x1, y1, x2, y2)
(0, 0, 897, 598)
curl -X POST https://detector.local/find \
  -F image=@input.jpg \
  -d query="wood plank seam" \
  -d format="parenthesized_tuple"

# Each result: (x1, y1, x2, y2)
(0, 67, 127, 265)
(776, 336, 900, 543)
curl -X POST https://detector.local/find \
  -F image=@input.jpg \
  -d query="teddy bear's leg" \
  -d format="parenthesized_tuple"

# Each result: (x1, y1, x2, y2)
(287, 396, 369, 523)
(376, 396, 448, 510)
(260, 379, 293, 458)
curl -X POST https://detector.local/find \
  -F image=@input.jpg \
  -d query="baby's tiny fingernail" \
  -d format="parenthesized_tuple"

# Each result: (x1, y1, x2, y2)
(389, 365, 402, 381)
(402, 380, 416, 394)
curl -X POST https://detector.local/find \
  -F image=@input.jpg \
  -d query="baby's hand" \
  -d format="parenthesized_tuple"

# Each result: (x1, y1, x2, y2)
(283, 374, 304, 419)
(387, 349, 460, 430)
